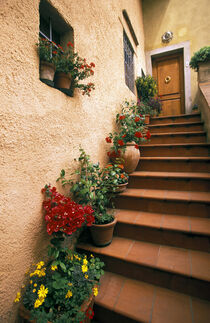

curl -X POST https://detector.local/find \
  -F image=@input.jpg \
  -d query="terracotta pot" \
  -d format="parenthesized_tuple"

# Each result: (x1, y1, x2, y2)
(114, 182, 128, 193)
(144, 114, 150, 124)
(54, 72, 72, 89)
(121, 142, 140, 174)
(40, 61, 55, 81)
(19, 291, 94, 323)
(90, 217, 117, 247)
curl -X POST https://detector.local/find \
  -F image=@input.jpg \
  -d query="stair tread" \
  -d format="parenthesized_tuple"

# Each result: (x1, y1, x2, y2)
(119, 188, 210, 203)
(78, 236, 210, 282)
(95, 271, 210, 323)
(150, 131, 206, 136)
(140, 142, 210, 147)
(115, 209, 210, 236)
(151, 112, 201, 120)
(130, 171, 210, 179)
(140, 156, 210, 160)
(149, 121, 203, 127)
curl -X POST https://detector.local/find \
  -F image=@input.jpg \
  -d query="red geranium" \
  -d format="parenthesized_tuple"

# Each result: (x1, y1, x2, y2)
(117, 139, 124, 146)
(146, 130, 151, 139)
(135, 116, 140, 122)
(135, 144, 139, 149)
(67, 41, 74, 48)
(119, 115, 125, 120)
(134, 131, 142, 138)
(42, 185, 95, 235)
(105, 137, 112, 143)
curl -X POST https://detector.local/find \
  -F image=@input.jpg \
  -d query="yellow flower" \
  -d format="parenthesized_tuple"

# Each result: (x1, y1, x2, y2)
(85, 274, 88, 279)
(83, 258, 88, 266)
(34, 283, 37, 287)
(36, 261, 44, 269)
(38, 285, 48, 299)
(34, 298, 44, 308)
(68, 283, 73, 287)
(93, 287, 98, 297)
(65, 290, 73, 299)
(30, 280, 33, 284)
(51, 265, 58, 271)
(33, 289, 36, 293)
(90, 254, 94, 258)
(14, 292, 21, 303)
(81, 265, 88, 273)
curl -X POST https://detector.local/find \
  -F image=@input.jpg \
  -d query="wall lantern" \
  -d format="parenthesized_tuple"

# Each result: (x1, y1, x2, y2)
(161, 31, 173, 43)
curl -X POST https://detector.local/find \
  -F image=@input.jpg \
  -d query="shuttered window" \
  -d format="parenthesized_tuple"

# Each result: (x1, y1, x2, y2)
(123, 31, 134, 93)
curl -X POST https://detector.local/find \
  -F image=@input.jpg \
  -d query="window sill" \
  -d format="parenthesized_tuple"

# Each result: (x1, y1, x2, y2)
(40, 78, 74, 97)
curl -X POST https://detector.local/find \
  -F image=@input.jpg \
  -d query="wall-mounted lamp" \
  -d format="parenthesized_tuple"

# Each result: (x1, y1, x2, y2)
(161, 31, 173, 43)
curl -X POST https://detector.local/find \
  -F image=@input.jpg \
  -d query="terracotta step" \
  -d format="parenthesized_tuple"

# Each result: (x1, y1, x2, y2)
(77, 237, 210, 300)
(150, 112, 201, 125)
(114, 188, 210, 217)
(140, 143, 210, 157)
(137, 157, 210, 173)
(94, 271, 210, 323)
(128, 171, 210, 192)
(148, 121, 204, 133)
(141, 131, 206, 144)
(115, 209, 210, 252)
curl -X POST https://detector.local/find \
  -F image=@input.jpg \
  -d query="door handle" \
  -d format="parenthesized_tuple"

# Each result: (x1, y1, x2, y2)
(165, 76, 171, 84)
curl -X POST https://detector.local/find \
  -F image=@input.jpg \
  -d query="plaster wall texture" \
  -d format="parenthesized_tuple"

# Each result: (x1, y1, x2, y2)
(0, 0, 145, 321)
(142, 0, 210, 106)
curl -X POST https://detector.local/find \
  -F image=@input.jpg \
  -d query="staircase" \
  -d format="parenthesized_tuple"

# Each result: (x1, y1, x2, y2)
(78, 112, 210, 323)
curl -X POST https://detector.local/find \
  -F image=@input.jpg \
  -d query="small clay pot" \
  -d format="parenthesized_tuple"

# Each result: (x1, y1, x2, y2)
(54, 72, 72, 89)
(90, 217, 117, 247)
(40, 61, 55, 81)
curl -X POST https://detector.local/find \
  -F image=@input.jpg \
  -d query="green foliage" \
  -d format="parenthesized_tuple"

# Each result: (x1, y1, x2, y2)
(57, 148, 117, 225)
(189, 46, 210, 71)
(36, 38, 56, 63)
(135, 75, 158, 100)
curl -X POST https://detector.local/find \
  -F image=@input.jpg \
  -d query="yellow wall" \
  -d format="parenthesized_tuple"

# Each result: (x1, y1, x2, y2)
(0, 0, 145, 321)
(142, 0, 210, 105)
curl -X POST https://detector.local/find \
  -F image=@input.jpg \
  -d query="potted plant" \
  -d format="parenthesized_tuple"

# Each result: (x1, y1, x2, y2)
(137, 96, 162, 123)
(102, 163, 129, 193)
(57, 149, 118, 247)
(36, 37, 57, 82)
(15, 185, 104, 323)
(105, 101, 150, 173)
(53, 41, 95, 95)
(135, 75, 158, 101)
(189, 46, 210, 83)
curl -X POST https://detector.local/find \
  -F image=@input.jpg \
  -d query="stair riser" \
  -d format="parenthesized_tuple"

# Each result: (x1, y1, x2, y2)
(142, 134, 206, 144)
(115, 196, 210, 218)
(115, 223, 210, 252)
(150, 114, 201, 125)
(128, 177, 210, 192)
(149, 124, 203, 133)
(94, 305, 137, 323)
(80, 252, 210, 301)
(137, 160, 210, 173)
(140, 146, 209, 157)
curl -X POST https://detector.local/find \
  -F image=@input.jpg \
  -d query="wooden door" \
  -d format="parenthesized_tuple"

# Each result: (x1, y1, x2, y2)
(152, 52, 185, 116)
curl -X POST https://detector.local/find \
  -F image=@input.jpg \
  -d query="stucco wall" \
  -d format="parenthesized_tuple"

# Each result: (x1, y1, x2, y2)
(142, 0, 210, 106)
(0, 0, 145, 321)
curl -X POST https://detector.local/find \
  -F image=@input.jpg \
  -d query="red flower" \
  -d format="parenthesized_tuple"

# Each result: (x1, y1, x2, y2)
(58, 44, 64, 51)
(135, 117, 140, 122)
(86, 307, 94, 319)
(80, 65, 84, 69)
(122, 134, 126, 138)
(67, 41, 74, 48)
(90, 70, 94, 75)
(118, 139, 124, 146)
(90, 62, 95, 67)
(105, 137, 112, 143)
(134, 132, 142, 138)
(135, 144, 139, 149)
(146, 130, 151, 139)
(52, 50, 57, 55)
(119, 115, 125, 120)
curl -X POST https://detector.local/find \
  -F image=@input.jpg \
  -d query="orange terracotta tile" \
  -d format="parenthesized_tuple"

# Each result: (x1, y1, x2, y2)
(135, 212, 163, 228)
(126, 240, 160, 266)
(142, 189, 166, 199)
(189, 191, 210, 203)
(165, 190, 191, 201)
(95, 272, 125, 310)
(99, 237, 133, 260)
(115, 278, 155, 322)
(190, 217, 210, 235)
(190, 250, 210, 281)
(116, 209, 140, 224)
(157, 245, 191, 276)
(152, 287, 192, 323)
(120, 188, 145, 197)
(192, 297, 210, 323)
(162, 214, 190, 232)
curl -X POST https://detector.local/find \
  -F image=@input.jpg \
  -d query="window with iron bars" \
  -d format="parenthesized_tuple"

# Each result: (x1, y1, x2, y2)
(123, 31, 134, 93)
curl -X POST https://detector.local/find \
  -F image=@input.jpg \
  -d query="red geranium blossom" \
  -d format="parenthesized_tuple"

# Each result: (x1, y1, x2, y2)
(135, 144, 139, 149)
(117, 139, 124, 146)
(67, 41, 74, 48)
(146, 130, 151, 139)
(105, 137, 112, 143)
(135, 117, 140, 122)
(119, 115, 126, 120)
(134, 131, 142, 138)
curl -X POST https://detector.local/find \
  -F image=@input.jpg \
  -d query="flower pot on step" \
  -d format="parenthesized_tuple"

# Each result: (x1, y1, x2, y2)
(90, 217, 117, 247)
(54, 72, 72, 89)
(114, 182, 128, 193)
(40, 61, 55, 81)
(144, 114, 150, 124)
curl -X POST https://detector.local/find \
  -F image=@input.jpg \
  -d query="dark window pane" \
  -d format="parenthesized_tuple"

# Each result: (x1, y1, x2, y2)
(40, 15, 50, 38)
(123, 31, 134, 93)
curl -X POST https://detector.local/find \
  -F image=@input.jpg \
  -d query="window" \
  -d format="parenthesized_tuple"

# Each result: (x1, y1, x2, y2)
(39, 0, 74, 96)
(123, 31, 135, 93)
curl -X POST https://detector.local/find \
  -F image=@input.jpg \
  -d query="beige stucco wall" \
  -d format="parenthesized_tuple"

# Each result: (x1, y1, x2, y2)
(0, 0, 145, 321)
(142, 0, 210, 107)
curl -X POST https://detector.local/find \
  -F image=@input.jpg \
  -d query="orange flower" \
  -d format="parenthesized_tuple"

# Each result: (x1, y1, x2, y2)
(121, 174, 125, 178)
(117, 164, 124, 169)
